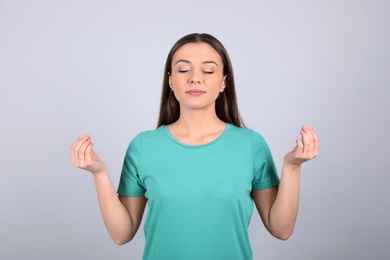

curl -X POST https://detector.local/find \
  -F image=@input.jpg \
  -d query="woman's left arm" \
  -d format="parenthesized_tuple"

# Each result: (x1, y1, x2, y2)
(252, 125, 319, 240)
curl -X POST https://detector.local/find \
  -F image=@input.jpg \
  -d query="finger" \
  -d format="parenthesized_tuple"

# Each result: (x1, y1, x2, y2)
(303, 126, 319, 148)
(71, 135, 88, 165)
(301, 125, 315, 143)
(78, 138, 91, 164)
(302, 126, 319, 159)
(311, 129, 320, 157)
(300, 129, 311, 154)
(295, 139, 304, 154)
(303, 124, 318, 145)
(85, 141, 93, 164)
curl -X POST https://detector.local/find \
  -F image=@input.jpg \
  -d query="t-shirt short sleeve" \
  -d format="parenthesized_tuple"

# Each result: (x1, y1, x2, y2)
(251, 131, 280, 190)
(117, 134, 146, 196)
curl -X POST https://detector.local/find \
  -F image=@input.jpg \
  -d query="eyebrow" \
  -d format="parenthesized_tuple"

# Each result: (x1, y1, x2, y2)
(175, 59, 218, 66)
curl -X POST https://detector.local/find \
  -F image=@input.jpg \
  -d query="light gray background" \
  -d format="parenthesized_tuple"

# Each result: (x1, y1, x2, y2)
(1, 0, 389, 259)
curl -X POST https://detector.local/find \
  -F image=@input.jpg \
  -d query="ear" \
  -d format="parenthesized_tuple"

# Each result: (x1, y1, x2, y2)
(220, 76, 227, 92)
(168, 73, 173, 90)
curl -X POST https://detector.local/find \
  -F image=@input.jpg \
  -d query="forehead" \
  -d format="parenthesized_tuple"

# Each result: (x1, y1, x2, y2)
(172, 43, 222, 64)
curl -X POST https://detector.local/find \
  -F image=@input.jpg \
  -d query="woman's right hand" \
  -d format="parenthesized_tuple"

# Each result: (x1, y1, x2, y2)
(71, 135, 106, 174)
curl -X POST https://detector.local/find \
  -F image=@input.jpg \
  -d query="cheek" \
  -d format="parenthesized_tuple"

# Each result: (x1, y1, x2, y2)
(170, 82, 183, 101)
(171, 75, 186, 88)
(213, 78, 225, 90)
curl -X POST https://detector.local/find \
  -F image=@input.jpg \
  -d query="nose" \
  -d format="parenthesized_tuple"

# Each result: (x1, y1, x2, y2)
(190, 79, 201, 84)
(189, 71, 202, 84)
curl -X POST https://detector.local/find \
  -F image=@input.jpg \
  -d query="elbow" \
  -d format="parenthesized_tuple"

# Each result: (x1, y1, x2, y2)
(274, 230, 293, 241)
(113, 239, 129, 246)
(111, 233, 134, 246)
(267, 216, 296, 241)
(109, 220, 139, 245)
(113, 237, 131, 246)
(270, 225, 295, 241)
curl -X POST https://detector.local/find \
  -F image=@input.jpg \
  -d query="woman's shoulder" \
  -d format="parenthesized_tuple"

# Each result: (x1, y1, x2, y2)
(227, 124, 268, 147)
(133, 125, 166, 140)
(228, 124, 263, 137)
(125, 126, 166, 152)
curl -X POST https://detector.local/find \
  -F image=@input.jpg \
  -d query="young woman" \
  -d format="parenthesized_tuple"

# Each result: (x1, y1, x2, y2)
(71, 33, 319, 260)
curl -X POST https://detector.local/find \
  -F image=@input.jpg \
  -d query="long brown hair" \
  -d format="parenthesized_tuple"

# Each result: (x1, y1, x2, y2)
(157, 33, 245, 128)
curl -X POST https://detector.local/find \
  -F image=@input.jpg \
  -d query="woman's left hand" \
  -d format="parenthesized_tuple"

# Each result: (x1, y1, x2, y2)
(284, 125, 320, 167)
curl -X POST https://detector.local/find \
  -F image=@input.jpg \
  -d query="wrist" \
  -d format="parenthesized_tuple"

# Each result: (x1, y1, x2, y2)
(283, 159, 301, 173)
(91, 165, 107, 177)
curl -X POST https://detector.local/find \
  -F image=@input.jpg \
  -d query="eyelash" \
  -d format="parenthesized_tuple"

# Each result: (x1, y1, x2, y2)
(178, 70, 214, 74)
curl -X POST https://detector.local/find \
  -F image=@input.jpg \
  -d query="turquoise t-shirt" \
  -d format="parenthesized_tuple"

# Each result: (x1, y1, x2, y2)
(117, 124, 280, 260)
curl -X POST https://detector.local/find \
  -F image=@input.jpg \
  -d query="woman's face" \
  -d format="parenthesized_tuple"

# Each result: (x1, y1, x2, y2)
(169, 42, 226, 112)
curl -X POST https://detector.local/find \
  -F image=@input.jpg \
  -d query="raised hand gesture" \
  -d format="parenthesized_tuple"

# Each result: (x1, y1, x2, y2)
(71, 135, 106, 174)
(284, 125, 320, 167)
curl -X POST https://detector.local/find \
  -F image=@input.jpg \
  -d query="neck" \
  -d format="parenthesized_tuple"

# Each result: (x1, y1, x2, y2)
(174, 108, 224, 133)
(167, 106, 228, 146)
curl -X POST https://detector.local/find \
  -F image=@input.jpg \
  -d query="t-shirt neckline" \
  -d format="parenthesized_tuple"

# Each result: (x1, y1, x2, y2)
(164, 123, 231, 148)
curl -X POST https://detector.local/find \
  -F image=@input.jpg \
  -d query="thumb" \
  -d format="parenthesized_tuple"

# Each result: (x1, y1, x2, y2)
(90, 143, 100, 160)
(293, 139, 303, 154)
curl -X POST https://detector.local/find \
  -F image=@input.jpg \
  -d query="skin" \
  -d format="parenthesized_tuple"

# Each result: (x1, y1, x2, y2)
(253, 125, 319, 239)
(168, 43, 227, 145)
(70, 42, 319, 244)
(71, 136, 146, 245)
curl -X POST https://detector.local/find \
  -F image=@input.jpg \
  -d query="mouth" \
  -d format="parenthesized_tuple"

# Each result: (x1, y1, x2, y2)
(186, 89, 206, 96)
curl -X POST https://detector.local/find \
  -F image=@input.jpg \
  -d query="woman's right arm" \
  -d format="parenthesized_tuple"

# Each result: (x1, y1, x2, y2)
(71, 135, 146, 245)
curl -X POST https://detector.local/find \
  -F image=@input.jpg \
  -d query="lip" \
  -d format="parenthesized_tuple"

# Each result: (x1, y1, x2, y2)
(185, 89, 206, 96)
